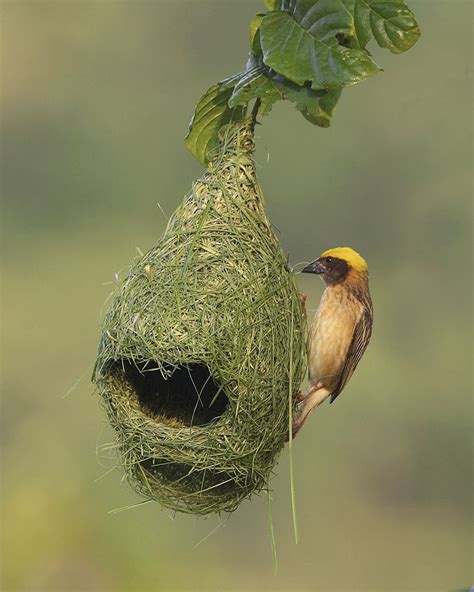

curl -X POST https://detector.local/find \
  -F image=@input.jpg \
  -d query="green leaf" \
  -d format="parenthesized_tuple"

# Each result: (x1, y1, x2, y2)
(185, 83, 246, 166)
(249, 15, 263, 49)
(259, 7, 381, 89)
(228, 67, 283, 115)
(269, 75, 341, 127)
(227, 63, 342, 127)
(282, 84, 342, 126)
(317, 86, 343, 122)
(263, 0, 281, 10)
(249, 14, 265, 58)
(185, 0, 420, 155)
(350, 0, 421, 53)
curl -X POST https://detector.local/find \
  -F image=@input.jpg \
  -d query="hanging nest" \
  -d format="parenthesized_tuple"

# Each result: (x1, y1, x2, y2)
(93, 119, 306, 515)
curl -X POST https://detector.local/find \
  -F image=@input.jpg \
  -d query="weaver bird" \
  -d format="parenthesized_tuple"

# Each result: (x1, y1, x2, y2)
(292, 247, 373, 438)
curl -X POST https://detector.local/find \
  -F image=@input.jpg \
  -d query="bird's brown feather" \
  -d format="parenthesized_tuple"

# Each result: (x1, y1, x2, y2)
(330, 304, 373, 403)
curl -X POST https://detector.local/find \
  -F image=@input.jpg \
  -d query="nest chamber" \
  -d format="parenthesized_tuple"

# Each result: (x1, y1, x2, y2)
(93, 119, 306, 515)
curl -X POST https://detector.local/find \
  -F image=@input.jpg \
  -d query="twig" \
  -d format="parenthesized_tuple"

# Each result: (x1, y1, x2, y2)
(250, 98, 262, 129)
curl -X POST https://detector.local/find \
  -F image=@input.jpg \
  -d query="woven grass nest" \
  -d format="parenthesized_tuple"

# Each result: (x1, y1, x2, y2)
(93, 118, 306, 514)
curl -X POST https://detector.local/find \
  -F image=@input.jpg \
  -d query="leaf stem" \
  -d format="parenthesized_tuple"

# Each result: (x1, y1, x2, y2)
(250, 97, 262, 129)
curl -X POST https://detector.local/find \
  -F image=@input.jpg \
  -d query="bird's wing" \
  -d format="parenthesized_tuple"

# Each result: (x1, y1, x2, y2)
(330, 308, 373, 403)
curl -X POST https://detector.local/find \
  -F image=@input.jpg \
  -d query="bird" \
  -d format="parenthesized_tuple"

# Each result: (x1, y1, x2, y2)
(291, 247, 373, 438)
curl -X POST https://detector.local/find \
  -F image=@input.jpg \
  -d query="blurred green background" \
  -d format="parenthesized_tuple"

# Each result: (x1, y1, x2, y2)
(1, 1, 472, 590)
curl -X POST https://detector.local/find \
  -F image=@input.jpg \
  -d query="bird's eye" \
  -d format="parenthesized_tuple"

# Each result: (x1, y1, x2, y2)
(326, 257, 333, 264)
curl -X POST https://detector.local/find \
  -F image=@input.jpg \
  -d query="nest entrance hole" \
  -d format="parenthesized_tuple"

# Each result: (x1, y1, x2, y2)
(115, 360, 228, 427)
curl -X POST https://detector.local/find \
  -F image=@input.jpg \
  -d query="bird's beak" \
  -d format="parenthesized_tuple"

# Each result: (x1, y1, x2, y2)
(302, 259, 325, 274)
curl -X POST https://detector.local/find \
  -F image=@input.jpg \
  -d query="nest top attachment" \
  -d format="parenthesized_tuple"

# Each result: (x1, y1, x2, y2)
(93, 119, 306, 514)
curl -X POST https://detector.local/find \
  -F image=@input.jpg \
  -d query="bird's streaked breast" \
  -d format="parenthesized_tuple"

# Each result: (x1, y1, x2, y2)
(308, 286, 363, 389)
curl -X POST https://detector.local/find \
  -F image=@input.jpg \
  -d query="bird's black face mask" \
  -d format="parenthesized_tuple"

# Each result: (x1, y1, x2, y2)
(302, 256, 349, 285)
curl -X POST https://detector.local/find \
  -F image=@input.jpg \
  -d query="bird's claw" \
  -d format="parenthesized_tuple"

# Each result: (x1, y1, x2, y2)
(295, 390, 306, 403)
(286, 418, 302, 441)
(285, 406, 304, 441)
(285, 392, 306, 440)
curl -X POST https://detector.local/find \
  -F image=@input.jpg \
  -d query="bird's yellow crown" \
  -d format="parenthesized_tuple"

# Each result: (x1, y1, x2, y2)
(320, 247, 368, 273)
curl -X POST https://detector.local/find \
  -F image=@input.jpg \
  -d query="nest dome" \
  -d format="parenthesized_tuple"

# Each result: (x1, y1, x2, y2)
(93, 119, 306, 514)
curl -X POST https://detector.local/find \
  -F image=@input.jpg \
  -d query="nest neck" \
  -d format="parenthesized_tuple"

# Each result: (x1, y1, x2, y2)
(210, 119, 256, 171)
